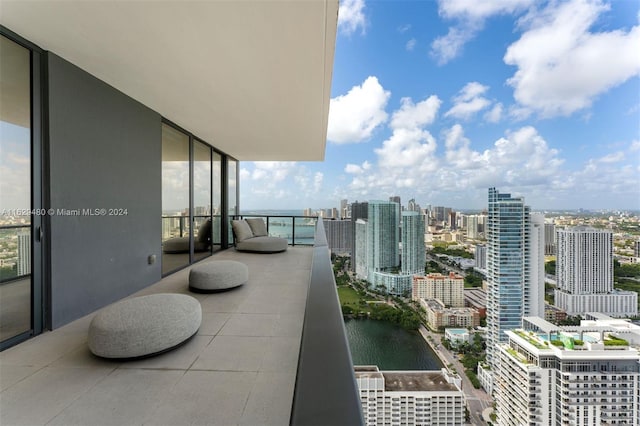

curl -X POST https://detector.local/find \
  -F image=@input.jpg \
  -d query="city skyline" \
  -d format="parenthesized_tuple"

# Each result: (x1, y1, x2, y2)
(240, 0, 640, 211)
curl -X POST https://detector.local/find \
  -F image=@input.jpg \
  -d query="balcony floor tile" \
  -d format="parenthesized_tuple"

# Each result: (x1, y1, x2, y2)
(0, 247, 312, 426)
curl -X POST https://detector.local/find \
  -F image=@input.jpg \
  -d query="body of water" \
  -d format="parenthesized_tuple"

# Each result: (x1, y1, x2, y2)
(240, 210, 316, 244)
(344, 318, 443, 370)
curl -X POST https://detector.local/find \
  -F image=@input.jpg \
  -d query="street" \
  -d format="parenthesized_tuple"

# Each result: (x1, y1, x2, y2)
(418, 326, 493, 425)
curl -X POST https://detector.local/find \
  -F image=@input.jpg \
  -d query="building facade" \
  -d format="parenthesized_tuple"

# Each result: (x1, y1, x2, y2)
(544, 222, 556, 255)
(494, 318, 640, 426)
(17, 231, 30, 277)
(412, 273, 464, 307)
(401, 211, 425, 276)
(420, 299, 480, 329)
(486, 188, 544, 367)
(555, 226, 637, 317)
(323, 219, 353, 256)
(355, 366, 465, 426)
(367, 200, 398, 276)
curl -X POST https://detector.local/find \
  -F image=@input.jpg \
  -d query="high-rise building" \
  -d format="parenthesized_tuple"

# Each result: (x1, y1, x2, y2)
(389, 195, 401, 206)
(485, 188, 544, 367)
(355, 366, 465, 426)
(366, 201, 399, 280)
(544, 222, 556, 255)
(17, 231, 30, 276)
(448, 211, 456, 230)
(340, 199, 348, 219)
(407, 198, 421, 213)
(555, 226, 637, 317)
(466, 215, 480, 239)
(494, 317, 640, 426)
(355, 201, 420, 295)
(412, 272, 464, 307)
(474, 244, 487, 271)
(401, 211, 425, 275)
(526, 212, 545, 318)
(350, 201, 369, 272)
(355, 219, 368, 279)
(635, 239, 640, 258)
(323, 219, 353, 256)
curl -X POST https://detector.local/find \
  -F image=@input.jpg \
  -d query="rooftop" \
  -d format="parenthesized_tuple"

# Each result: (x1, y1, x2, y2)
(1, 248, 312, 425)
(383, 372, 459, 393)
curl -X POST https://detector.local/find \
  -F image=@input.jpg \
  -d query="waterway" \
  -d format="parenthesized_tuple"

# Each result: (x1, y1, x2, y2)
(344, 318, 443, 370)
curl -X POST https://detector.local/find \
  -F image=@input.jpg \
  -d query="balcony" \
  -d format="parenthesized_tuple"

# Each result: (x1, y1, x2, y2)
(0, 220, 363, 425)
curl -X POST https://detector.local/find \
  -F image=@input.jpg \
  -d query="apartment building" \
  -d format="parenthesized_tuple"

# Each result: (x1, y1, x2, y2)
(494, 317, 640, 425)
(486, 188, 545, 367)
(412, 272, 464, 307)
(323, 219, 354, 256)
(555, 226, 637, 317)
(420, 299, 480, 330)
(355, 366, 465, 426)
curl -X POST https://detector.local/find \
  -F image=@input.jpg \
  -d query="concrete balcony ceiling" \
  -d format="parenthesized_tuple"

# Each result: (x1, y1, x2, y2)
(0, 0, 338, 161)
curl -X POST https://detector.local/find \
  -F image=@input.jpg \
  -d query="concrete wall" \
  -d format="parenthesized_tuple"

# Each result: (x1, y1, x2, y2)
(47, 52, 162, 328)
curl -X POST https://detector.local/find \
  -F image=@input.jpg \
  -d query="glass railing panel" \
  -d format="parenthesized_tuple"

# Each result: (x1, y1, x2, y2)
(294, 216, 316, 246)
(0, 224, 31, 342)
(267, 216, 294, 244)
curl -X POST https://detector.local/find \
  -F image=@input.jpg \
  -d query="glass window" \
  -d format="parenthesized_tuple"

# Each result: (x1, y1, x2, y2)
(0, 35, 32, 342)
(193, 140, 212, 262)
(161, 123, 190, 274)
(212, 151, 222, 248)
(227, 159, 238, 244)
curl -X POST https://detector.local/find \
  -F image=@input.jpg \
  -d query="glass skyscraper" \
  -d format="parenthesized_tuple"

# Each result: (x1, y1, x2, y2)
(401, 211, 425, 275)
(486, 188, 532, 367)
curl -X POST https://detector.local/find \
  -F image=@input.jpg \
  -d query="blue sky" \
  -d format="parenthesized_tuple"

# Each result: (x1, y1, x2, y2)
(241, 0, 640, 212)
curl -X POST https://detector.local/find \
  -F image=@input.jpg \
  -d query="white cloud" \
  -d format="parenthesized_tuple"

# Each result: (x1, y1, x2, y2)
(314, 172, 324, 193)
(406, 38, 417, 51)
(240, 162, 330, 208)
(445, 82, 492, 120)
(338, 0, 367, 35)
(374, 128, 437, 170)
(431, 0, 534, 64)
(438, 0, 535, 20)
(390, 95, 441, 130)
(630, 140, 640, 152)
(598, 151, 625, 163)
(484, 103, 503, 123)
(398, 24, 411, 33)
(443, 124, 483, 169)
(431, 26, 476, 66)
(504, 0, 640, 117)
(327, 76, 391, 144)
(345, 161, 371, 174)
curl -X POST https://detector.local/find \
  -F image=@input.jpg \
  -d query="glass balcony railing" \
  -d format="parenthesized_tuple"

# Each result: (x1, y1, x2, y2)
(233, 215, 318, 246)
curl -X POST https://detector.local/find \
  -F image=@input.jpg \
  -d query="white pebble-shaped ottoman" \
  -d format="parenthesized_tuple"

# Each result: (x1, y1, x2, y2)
(88, 293, 201, 360)
(189, 260, 248, 293)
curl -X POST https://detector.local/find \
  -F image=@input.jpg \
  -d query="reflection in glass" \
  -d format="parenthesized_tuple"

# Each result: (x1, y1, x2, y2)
(193, 140, 211, 262)
(161, 123, 190, 274)
(0, 35, 32, 342)
(227, 159, 238, 244)
(212, 152, 222, 248)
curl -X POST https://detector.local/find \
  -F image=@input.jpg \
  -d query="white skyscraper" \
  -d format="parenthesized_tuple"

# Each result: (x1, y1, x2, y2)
(17, 231, 31, 276)
(555, 226, 637, 317)
(494, 317, 640, 426)
(526, 212, 545, 318)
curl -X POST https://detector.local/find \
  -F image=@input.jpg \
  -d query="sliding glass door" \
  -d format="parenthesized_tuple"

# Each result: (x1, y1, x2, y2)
(161, 124, 190, 275)
(0, 33, 43, 349)
(161, 123, 230, 275)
